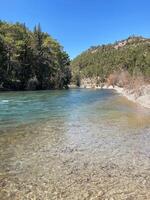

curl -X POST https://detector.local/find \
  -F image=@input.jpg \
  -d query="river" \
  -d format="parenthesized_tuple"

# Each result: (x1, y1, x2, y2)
(0, 89, 150, 200)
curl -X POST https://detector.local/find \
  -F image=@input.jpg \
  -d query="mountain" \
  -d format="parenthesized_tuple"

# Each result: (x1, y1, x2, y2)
(71, 36, 150, 86)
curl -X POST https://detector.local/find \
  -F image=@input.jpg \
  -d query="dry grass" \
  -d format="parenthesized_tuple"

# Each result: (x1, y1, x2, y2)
(107, 71, 148, 98)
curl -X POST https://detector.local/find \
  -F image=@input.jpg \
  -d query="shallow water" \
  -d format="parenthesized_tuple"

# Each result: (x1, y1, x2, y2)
(0, 89, 150, 200)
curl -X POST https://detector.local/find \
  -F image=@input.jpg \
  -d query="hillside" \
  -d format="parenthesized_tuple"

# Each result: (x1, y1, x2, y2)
(71, 36, 150, 87)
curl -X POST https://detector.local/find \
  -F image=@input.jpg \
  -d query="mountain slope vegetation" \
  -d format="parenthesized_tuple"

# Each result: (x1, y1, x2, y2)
(71, 36, 150, 86)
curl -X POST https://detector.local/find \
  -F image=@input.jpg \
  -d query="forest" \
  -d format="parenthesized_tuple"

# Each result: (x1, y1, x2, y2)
(1, 21, 150, 91)
(0, 21, 71, 91)
(71, 36, 150, 86)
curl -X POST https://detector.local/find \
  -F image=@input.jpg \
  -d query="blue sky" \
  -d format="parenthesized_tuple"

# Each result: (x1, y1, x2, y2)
(0, 0, 150, 58)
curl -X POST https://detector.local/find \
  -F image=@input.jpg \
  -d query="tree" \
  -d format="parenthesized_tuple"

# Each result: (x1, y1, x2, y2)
(0, 34, 7, 87)
(0, 21, 71, 90)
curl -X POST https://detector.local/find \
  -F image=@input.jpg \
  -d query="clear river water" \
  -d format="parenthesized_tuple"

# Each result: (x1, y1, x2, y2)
(0, 89, 150, 200)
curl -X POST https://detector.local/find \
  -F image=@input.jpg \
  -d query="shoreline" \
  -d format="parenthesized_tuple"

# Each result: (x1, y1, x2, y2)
(103, 85, 150, 109)
(69, 84, 150, 109)
(112, 85, 150, 109)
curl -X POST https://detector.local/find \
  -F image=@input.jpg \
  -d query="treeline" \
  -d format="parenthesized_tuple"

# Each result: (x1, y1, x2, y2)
(71, 36, 150, 86)
(0, 21, 71, 90)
